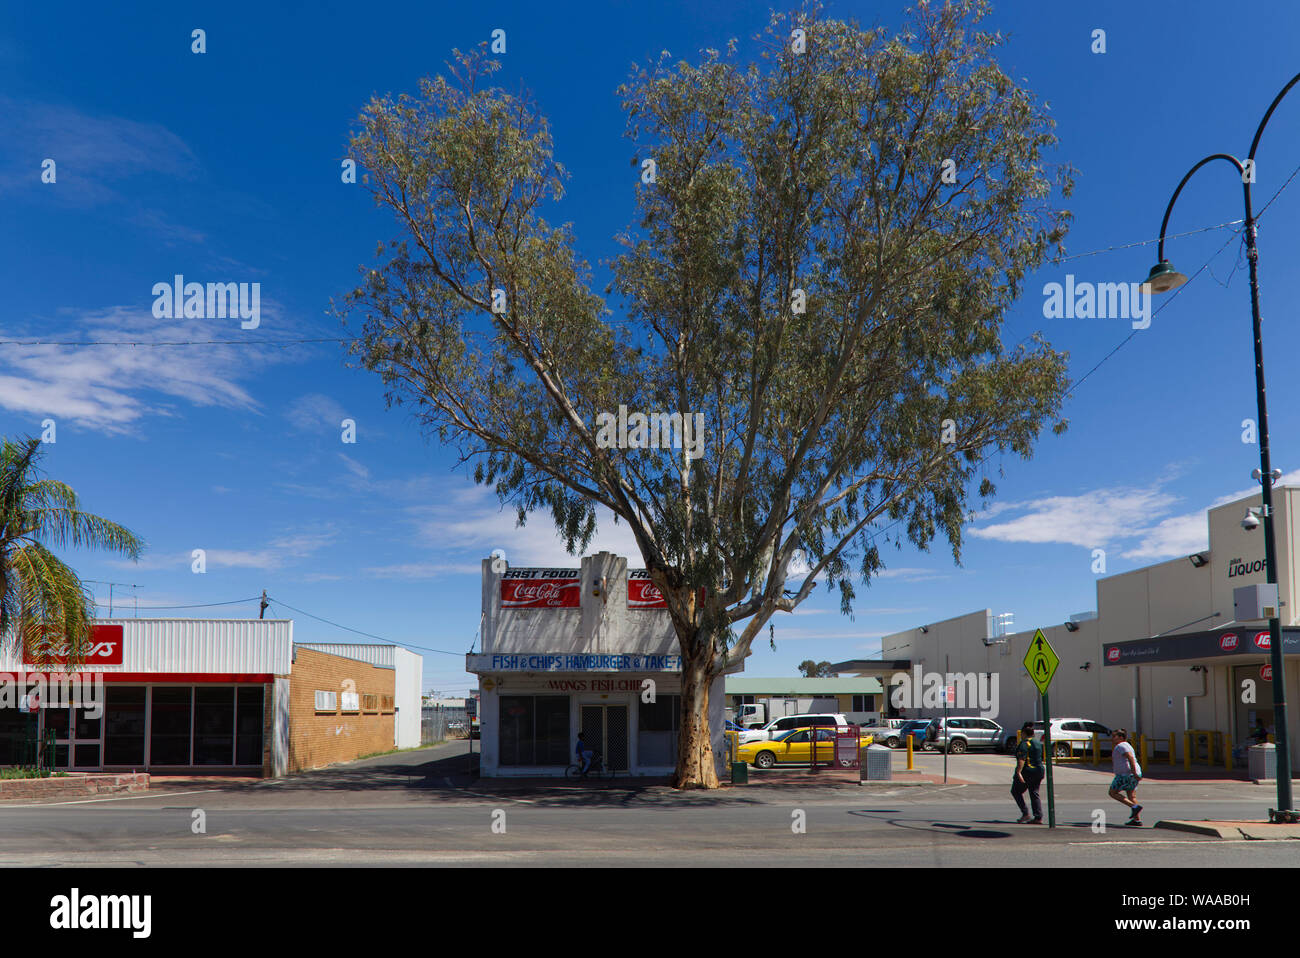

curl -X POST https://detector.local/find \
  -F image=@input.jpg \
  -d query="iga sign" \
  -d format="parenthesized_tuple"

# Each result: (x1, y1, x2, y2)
(1254, 631, 1272, 650)
(1220, 633, 1240, 651)
(627, 570, 667, 609)
(500, 569, 580, 609)
(23, 624, 123, 667)
(1262, 664, 1273, 681)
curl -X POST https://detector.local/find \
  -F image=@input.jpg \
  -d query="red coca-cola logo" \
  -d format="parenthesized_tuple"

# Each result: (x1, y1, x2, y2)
(631, 571, 670, 608)
(1106, 647, 1121, 663)
(1262, 664, 1273, 681)
(1254, 631, 1271, 650)
(1220, 633, 1239, 651)
(500, 575, 580, 609)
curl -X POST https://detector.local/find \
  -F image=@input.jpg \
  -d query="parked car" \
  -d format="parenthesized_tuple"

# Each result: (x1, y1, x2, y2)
(859, 719, 914, 748)
(898, 719, 932, 749)
(924, 716, 1004, 753)
(1033, 718, 1112, 758)
(737, 726, 875, 769)
(736, 713, 852, 745)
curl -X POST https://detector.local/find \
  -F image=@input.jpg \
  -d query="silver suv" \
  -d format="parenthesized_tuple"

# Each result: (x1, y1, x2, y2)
(924, 716, 1003, 753)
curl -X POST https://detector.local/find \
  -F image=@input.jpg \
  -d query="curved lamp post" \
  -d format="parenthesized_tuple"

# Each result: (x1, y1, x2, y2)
(1142, 71, 1300, 820)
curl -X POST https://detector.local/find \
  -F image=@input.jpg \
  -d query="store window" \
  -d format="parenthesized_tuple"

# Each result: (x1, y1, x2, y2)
(638, 694, 681, 766)
(362, 693, 379, 713)
(852, 694, 874, 712)
(194, 687, 235, 765)
(498, 696, 569, 766)
(104, 686, 146, 766)
(314, 691, 337, 712)
(236, 686, 264, 766)
(150, 687, 193, 765)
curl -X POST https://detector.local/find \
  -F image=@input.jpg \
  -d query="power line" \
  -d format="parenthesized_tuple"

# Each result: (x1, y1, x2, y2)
(98, 596, 264, 611)
(267, 595, 469, 657)
(0, 337, 352, 348)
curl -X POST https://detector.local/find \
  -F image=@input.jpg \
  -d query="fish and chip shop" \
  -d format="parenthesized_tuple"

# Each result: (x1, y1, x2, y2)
(470, 553, 746, 777)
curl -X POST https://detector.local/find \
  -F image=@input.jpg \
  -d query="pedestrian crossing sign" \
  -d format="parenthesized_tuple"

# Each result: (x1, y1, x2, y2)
(1024, 629, 1060, 696)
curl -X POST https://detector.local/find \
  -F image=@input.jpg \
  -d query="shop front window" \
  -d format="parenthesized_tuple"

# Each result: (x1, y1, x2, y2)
(104, 686, 146, 766)
(498, 695, 570, 766)
(637, 694, 681, 766)
(150, 687, 193, 765)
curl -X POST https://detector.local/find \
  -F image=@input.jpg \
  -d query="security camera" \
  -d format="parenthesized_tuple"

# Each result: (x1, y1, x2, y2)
(1242, 511, 1260, 532)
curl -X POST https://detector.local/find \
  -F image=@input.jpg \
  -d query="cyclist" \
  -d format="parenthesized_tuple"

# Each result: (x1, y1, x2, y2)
(575, 732, 594, 775)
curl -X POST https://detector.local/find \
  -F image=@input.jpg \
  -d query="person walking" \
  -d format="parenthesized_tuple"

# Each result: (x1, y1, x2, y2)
(1012, 722, 1044, 824)
(1108, 728, 1143, 826)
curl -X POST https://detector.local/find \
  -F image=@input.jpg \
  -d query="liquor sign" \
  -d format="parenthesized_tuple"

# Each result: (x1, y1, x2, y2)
(23, 624, 124, 667)
(500, 569, 580, 609)
(627, 570, 667, 609)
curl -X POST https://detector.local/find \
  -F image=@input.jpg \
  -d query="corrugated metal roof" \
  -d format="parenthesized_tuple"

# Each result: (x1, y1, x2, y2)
(295, 642, 397, 670)
(724, 676, 883, 694)
(0, 618, 292, 674)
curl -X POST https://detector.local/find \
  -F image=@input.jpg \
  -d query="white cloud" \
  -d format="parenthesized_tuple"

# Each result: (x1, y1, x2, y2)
(286, 393, 350, 434)
(969, 486, 1178, 549)
(0, 307, 297, 433)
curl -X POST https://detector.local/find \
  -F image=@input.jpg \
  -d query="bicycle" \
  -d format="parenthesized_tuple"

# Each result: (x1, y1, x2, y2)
(565, 750, 616, 780)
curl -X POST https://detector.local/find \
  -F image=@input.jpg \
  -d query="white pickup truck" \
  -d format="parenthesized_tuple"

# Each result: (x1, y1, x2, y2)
(736, 712, 853, 745)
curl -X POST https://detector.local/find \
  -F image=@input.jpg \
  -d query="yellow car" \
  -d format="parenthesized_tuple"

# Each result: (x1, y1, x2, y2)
(736, 726, 874, 769)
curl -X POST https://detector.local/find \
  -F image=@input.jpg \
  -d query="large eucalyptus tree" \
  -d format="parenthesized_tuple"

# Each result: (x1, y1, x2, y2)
(342, 1, 1072, 787)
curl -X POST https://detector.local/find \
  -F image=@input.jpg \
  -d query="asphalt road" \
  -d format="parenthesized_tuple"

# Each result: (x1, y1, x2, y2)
(0, 743, 1290, 866)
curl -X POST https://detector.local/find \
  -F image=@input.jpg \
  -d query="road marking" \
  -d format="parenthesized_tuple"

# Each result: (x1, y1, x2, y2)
(0, 789, 216, 808)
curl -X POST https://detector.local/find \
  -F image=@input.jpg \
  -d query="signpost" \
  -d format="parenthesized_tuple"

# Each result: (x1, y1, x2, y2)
(1024, 629, 1061, 827)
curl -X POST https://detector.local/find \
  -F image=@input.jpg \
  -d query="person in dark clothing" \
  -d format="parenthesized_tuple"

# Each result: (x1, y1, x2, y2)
(1251, 718, 1269, 745)
(1012, 722, 1045, 824)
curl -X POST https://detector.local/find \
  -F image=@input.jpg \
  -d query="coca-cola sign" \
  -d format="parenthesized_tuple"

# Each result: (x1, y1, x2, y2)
(23, 624, 124, 666)
(628, 570, 667, 609)
(500, 569, 580, 609)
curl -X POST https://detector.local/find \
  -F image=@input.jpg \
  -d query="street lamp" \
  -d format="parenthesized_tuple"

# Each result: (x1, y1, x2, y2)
(1142, 71, 1300, 822)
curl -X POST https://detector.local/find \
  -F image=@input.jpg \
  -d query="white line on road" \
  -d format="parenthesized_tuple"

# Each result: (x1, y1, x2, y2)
(0, 789, 217, 808)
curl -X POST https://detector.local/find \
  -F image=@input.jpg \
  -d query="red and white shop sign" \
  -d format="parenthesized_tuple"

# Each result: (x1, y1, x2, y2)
(1219, 633, 1240, 651)
(500, 570, 580, 609)
(627, 570, 667, 609)
(1254, 631, 1272, 650)
(1261, 664, 1273, 682)
(23, 624, 124, 666)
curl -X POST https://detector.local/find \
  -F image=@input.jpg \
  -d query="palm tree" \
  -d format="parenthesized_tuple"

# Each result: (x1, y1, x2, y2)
(0, 437, 144, 663)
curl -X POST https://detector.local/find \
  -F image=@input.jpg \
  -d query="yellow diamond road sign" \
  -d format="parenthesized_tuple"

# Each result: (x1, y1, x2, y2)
(1024, 629, 1060, 695)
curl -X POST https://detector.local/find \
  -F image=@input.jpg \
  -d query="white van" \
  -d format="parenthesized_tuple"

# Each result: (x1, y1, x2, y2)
(736, 712, 851, 745)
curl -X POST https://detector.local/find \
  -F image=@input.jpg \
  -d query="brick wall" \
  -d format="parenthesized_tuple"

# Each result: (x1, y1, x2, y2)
(288, 648, 395, 773)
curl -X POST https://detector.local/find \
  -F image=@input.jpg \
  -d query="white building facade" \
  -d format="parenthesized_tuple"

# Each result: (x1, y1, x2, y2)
(834, 487, 1300, 765)
(468, 552, 741, 777)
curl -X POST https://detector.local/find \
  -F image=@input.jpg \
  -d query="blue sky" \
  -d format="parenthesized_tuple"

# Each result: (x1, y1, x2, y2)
(3, 1, 1300, 695)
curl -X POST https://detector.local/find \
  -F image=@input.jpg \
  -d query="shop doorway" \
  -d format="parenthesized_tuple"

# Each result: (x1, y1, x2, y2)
(581, 704, 629, 771)
(1233, 664, 1275, 745)
(44, 706, 103, 769)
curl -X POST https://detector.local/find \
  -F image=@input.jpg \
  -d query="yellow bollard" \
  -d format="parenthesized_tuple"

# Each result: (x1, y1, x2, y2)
(1140, 734, 1149, 769)
(1092, 732, 1100, 766)
(1225, 735, 1233, 771)
(1184, 732, 1191, 771)
(906, 732, 914, 770)
(1169, 732, 1176, 766)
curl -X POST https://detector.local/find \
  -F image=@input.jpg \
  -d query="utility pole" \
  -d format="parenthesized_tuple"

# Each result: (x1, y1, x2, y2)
(259, 590, 269, 619)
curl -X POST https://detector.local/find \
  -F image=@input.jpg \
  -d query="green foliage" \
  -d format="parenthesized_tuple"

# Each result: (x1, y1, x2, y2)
(341, 0, 1072, 679)
(0, 437, 144, 660)
(798, 660, 835, 678)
